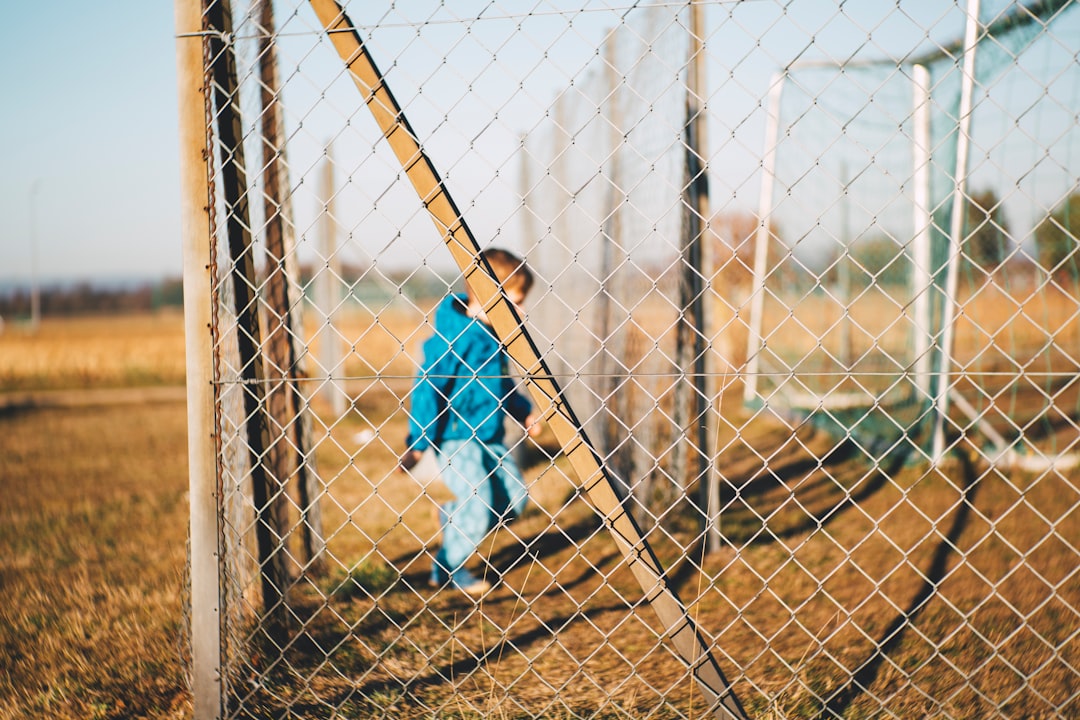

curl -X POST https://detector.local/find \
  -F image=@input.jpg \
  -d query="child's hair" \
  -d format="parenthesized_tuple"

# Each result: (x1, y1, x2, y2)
(472, 248, 533, 297)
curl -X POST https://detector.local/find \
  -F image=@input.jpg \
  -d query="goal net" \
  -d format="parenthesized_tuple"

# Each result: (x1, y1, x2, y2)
(746, 0, 1080, 466)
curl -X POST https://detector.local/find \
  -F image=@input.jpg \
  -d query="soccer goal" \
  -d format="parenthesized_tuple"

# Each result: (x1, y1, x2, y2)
(744, 0, 1080, 469)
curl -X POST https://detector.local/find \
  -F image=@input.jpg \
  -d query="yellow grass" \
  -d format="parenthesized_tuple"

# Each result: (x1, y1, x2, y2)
(0, 312, 187, 392)
(3, 305, 1078, 718)
(0, 314, 192, 719)
(228, 298, 1078, 717)
(760, 281, 1080, 370)
(0, 390, 191, 719)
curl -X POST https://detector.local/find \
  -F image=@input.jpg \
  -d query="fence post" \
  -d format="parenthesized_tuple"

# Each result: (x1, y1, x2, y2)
(256, 0, 326, 574)
(176, 0, 223, 716)
(317, 143, 346, 418)
(685, 0, 722, 552)
(206, 0, 290, 631)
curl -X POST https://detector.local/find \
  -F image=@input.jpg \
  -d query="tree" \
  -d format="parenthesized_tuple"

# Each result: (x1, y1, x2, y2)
(847, 233, 911, 287)
(962, 189, 1009, 276)
(1034, 193, 1080, 278)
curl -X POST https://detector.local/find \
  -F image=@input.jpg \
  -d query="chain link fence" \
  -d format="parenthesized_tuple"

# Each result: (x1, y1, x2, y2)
(177, 0, 1080, 717)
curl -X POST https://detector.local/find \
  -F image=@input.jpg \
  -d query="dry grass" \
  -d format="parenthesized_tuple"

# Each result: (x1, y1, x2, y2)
(759, 279, 1080, 371)
(3, 307, 1078, 719)
(0, 313, 191, 719)
(241, 300, 1078, 718)
(264, 398, 1078, 718)
(0, 311, 187, 392)
(0, 394, 191, 718)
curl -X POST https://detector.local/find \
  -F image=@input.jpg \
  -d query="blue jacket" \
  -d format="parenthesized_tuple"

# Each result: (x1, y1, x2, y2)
(406, 294, 532, 452)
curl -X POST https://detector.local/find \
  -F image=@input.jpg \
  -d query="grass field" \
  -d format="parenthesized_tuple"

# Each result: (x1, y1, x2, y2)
(0, 313, 191, 719)
(2, 307, 1077, 718)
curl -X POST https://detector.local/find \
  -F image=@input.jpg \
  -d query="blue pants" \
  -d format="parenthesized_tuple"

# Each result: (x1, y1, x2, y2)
(432, 440, 528, 588)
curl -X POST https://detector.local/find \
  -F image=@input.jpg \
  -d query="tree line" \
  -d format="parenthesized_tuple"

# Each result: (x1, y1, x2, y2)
(0, 278, 184, 319)
(712, 189, 1080, 290)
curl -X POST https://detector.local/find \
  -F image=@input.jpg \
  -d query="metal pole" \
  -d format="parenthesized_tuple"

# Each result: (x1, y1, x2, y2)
(932, 0, 981, 463)
(744, 73, 785, 407)
(839, 162, 853, 369)
(175, 0, 223, 716)
(911, 64, 933, 399)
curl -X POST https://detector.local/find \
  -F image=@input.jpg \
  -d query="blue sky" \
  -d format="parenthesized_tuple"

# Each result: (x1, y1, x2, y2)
(0, 1, 1028, 288)
(0, 3, 181, 286)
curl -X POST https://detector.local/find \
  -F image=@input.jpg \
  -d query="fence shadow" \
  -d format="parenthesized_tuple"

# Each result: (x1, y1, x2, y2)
(710, 425, 912, 547)
(277, 592, 631, 716)
(822, 451, 980, 716)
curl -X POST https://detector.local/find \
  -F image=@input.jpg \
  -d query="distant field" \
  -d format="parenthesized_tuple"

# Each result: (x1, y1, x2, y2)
(0, 312, 186, 393)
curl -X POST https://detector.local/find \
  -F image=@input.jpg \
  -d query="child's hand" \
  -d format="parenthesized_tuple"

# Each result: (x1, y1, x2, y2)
(399, 449, 423, 472)
(524, 413, 542, 437)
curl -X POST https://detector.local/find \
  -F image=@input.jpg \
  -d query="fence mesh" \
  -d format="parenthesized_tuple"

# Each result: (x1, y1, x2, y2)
(184, 0, 1080, 717)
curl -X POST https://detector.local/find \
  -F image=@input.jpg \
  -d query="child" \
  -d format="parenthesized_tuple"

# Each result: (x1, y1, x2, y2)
(399, 248, 540, 597)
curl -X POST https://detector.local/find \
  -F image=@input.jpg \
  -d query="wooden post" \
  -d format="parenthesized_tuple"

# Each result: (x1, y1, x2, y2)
(318, 142, 346, 418)
(598, 31, 633, 502)
(685, 1, 724, 554)
(28, 180, 42, 333)
(304, 3, 748, 716)
(256, 0, 325, 574)
(175, 0, 222, 716)
(675, 0, 711, 536)
(206, 0, 289, 630)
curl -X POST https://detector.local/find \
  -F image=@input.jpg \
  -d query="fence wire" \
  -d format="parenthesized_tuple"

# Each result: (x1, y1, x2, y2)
(183, 0, 1080, 717)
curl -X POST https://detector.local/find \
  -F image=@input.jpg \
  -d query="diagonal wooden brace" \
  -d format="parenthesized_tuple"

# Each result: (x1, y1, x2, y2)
(306, 2, 747, 717)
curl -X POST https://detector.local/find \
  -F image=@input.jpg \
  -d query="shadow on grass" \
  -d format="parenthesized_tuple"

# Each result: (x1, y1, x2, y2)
(255, 593, 631, 718)
(385, 509, 614, 595)
(710, 432, 912, 547)
(822, 451, 980, 717)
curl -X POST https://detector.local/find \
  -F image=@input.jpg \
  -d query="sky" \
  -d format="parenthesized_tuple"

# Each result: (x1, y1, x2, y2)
(0, 3, 181, 287)
(0, 2, 614, 288)
(0, 1, 1050, 289)
(0, 1, 798, 289)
